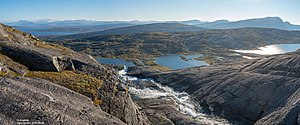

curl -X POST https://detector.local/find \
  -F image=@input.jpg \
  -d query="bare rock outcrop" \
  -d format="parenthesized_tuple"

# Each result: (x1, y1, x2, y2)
(0, 53, 28, 76)
(0, 76, 126, 125)
(134, 98, 204, 125)
(0, 23, 150, 125)
(72, 59, 150, 125)
(0, 23, 97, 72)
(128, 51, 300, 125)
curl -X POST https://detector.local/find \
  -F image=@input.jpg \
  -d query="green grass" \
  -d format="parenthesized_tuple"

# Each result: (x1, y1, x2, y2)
(25, 71, 103, 106)
(0, 53, 28, 76)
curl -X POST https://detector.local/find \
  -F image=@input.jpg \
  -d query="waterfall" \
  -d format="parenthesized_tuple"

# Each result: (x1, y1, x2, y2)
(118, 66, 231, 125)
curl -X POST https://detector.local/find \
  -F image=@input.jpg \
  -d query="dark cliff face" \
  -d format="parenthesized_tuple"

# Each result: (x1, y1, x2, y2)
(0, 23, 150, 125)
(128, 51, 300, 125)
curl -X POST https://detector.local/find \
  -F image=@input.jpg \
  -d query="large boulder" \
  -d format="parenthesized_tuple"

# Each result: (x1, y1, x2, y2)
(0, 53, 28, 76)
(0, 23, 97, 72)
(0, 45, 74, 72)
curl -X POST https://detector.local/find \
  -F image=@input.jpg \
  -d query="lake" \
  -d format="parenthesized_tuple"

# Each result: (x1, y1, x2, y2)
(155, 54, 209, 70)
(17, 28, 74, 36)
(96, 57, 135, 67)
(234, 44, 300, 55)
(97, 54, 209, 70)
(25, 31, 74, 36)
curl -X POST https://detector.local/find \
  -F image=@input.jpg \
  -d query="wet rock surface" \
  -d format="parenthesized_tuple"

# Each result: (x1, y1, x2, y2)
(71, 60, 151, 125)
(128, 51, 300, 125)
(134, 98, 202, 125)
(124, 69, 230, 125)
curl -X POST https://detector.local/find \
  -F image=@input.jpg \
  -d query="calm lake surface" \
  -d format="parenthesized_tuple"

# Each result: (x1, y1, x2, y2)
(97, 54, 209, 70)
(26, 31, 74, 36)
(155, 54, 209, 70)
(234, 44, 300, 55)
(97, 57, 135, 67)
(17, 28, 74, 36)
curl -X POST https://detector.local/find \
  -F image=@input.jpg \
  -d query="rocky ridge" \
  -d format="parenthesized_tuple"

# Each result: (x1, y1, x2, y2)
(0, 23, 150, 124)
(128, 51, 300, 125)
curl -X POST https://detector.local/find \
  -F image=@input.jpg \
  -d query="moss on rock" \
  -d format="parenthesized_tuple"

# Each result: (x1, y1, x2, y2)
(25, 71, 103, 106)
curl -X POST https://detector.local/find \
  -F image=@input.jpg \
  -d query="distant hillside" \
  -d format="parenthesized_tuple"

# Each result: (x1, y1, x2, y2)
(50, 27, 300, 65)
(197, 20, 230, 27)
(166, 20, 206, 25)
(128, 48, 300, 124)
(198, 17, 300, 30)
(5, 19, 152, 27)
(51, 23, 206, 40)
(4, 19, 153, 36)
(16, 23, 135, 34)
(4, 17, 300, 37)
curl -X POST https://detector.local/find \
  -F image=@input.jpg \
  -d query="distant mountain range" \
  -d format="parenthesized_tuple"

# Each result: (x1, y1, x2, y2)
(5, 19, 208, 27)
(198, 17, 300, 30)
(5, 20, 148, 35)
(5, 19, 156, 27)
(2, 17, 300, 37)
(52, 23, 205, 40)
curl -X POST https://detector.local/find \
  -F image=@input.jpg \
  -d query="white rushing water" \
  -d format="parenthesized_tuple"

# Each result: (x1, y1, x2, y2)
(118, 66, 230, 125)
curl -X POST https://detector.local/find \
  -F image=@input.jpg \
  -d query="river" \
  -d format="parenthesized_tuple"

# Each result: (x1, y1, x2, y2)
(118, 66, 230, 125)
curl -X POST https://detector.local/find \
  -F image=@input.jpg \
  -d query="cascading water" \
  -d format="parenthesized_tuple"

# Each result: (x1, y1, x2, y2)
(118, 66, 231, 125)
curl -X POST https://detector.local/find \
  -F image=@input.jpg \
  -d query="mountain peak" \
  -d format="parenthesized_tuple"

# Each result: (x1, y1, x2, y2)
(214, 19, 230, 23)
(197, 16, 294, 30)
(258, 17, 283, 22)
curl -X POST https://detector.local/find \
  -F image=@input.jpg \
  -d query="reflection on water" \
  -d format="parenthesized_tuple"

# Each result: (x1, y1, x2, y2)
(96, 57, 135, 67)
(18, 28, 74, 36)
(234, 44, 300, 55)
(96, 54, 209, 70)
(155, 54, 209, 70)
(27, 31, 74, 36)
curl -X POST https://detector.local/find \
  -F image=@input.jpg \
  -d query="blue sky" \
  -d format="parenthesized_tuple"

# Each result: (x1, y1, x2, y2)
(1, 0, 300, 24)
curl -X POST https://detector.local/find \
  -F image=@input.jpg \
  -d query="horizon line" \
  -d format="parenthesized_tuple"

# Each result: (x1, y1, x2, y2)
(1, 16, 300, 25)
